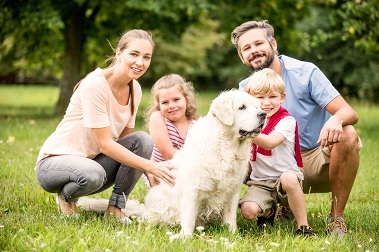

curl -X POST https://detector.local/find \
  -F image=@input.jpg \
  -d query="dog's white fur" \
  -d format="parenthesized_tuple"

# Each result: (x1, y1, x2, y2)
(78, 90, 265, 236)
(143, 89, 265, 236)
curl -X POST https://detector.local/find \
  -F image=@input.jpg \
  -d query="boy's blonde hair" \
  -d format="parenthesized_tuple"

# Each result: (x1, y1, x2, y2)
(245, 68, 285, 96)
(145, 74, 199, 127)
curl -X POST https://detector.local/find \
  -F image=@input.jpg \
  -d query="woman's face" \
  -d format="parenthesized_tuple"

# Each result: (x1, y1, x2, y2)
(117, 39, 153, 79)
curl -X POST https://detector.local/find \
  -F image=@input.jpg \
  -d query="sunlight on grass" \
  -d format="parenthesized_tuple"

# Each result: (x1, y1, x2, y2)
(0, 85, 378, 251)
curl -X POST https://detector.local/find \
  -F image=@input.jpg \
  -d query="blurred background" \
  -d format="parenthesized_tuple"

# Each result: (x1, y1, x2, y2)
(1, 0, 378, 115)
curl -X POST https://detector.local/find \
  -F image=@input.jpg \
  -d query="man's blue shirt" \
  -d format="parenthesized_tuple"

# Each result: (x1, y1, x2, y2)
(239, 55, 340, 150)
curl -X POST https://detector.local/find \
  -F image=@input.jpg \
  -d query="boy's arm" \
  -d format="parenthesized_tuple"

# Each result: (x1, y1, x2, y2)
(251, 132, 286, 150)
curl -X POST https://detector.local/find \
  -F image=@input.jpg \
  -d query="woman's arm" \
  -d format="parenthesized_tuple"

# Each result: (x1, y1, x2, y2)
(92, 127, 175, 186)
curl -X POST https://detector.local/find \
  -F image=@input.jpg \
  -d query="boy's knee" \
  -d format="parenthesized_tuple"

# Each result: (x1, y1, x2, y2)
(280, 172, 298, 189)
(241, 203, 258, 220)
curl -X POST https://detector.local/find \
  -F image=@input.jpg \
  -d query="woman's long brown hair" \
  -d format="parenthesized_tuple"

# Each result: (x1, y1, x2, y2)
(73, 29, 154, 116)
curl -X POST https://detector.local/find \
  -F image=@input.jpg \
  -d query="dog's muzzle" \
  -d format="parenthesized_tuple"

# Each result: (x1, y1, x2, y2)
(239, 129, 260, 138)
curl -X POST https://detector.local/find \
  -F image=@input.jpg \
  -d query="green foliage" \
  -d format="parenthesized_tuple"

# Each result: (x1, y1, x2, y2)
(295, 1, 379, 103)
(0, 86, 379, 251)
(0, 0, 64, 79)
(1, 0, 379, 106)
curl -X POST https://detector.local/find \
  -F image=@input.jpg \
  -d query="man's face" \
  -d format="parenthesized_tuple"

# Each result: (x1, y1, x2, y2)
(237, 28, 277, 71)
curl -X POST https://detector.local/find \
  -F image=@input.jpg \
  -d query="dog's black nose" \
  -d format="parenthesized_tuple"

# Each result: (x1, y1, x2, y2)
(258, 111, 266, 119)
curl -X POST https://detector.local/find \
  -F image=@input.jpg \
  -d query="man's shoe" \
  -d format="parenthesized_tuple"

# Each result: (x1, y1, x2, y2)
(328, 217, 347, 237)
(257, 204, 277, 228)
(296, 225, 316, 237)
(277, 203, 295, 221)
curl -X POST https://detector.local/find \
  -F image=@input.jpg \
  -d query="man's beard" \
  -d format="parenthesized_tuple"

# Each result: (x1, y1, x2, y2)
(247, 51, 275, 72)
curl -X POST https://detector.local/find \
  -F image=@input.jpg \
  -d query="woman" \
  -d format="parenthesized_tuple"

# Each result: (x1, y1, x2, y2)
(35, 29, 175, 222)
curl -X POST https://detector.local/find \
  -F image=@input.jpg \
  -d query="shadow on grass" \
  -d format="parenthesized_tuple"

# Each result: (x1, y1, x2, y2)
(0, 105, 58, 119)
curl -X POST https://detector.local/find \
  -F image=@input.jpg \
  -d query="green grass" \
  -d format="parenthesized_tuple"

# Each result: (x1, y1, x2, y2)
(0, 85, 378, 251)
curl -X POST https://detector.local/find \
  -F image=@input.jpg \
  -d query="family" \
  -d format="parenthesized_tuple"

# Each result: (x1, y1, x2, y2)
(34, 20, 361, 237)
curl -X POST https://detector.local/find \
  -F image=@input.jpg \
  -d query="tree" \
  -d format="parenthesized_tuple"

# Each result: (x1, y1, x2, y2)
(1, 0, 213, 115)
(296, 0, 379, 102)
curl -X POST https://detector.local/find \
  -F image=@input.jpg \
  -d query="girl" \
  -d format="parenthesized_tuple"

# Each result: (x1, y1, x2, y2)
(35, 29, 175, 222)
(143, 74, 199, 188)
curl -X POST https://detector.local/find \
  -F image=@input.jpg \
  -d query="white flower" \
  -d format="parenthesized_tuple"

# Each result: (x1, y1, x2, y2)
(270, 242, 280, 247)
(196, 226, 205, 231)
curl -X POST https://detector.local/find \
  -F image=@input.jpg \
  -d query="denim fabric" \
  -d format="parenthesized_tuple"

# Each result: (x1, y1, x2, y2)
(35, 131, 153, 208)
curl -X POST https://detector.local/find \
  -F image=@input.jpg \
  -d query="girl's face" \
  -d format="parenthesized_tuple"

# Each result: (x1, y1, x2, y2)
(158, 86, 187, 122)
(253, 90, 285, 118)
(117, 39, 153, 79)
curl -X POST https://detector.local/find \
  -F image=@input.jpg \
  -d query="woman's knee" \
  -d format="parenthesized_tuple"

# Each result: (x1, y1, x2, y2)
(82, 168, 106, 190)
(123, 131, 154, 158)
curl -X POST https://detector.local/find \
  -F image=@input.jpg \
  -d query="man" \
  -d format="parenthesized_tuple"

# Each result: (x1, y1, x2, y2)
(231, 20, 361, 237)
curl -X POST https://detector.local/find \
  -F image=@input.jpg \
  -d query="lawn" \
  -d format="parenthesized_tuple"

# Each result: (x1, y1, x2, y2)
(0, 85, 378, 251)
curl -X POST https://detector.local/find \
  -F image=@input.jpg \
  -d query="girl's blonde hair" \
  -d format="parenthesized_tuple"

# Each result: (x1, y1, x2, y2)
(145, 74, 199, 127)
(245, 68, 285, 96)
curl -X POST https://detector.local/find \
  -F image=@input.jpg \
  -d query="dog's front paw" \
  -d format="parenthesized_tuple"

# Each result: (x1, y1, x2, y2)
(169, 232, 192, 242)
(224, 222, 237, 234)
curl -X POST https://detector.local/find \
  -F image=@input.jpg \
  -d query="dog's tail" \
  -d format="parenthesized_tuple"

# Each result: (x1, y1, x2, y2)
(78, 197, 145, 217)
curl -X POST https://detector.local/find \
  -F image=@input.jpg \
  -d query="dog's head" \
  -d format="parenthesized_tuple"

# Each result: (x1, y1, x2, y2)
(210, 89, 266, 139)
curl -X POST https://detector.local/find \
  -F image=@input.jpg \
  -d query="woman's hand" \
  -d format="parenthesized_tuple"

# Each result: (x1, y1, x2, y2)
(150, 161, 176, 187)
(145, 172, 160, 188)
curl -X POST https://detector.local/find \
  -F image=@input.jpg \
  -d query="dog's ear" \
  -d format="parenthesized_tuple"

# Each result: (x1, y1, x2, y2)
(211, 93, 234, 126)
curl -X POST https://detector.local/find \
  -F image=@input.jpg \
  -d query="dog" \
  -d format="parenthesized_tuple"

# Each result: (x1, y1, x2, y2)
(79, 89, 265, 237)
(142, 89, 265, 236)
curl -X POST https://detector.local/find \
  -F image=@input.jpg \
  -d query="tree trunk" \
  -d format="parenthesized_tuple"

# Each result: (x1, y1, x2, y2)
(54, 6, 86, 116)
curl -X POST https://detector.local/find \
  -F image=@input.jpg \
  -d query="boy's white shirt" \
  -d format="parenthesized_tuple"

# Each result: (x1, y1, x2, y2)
(250, 116, 304, 181)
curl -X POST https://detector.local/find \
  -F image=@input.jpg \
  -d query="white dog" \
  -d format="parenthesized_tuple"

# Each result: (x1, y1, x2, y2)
(79, 90, 265, 236)
(142, 89, 265, 236)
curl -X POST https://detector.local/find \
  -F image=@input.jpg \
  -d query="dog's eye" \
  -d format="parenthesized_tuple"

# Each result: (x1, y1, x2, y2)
(238, 104, 246, 110)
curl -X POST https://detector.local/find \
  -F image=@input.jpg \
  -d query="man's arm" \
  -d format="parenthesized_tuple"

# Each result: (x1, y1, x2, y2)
(318, 96, 359, 147)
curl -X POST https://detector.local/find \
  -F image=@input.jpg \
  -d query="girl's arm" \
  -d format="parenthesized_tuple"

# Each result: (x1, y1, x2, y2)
(252, 131, 285, 150)
(149, 111, 178, 160)
(92, 127, 175, 186)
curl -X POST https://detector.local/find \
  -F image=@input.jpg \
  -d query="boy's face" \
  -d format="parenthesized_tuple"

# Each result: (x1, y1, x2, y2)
(252, 90, 285, 118)
(237, 28, 277, 71)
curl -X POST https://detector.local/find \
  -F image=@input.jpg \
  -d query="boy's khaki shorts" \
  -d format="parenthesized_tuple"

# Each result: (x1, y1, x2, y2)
(301, 137, 362, 194)
(239, 171, 303, 213)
